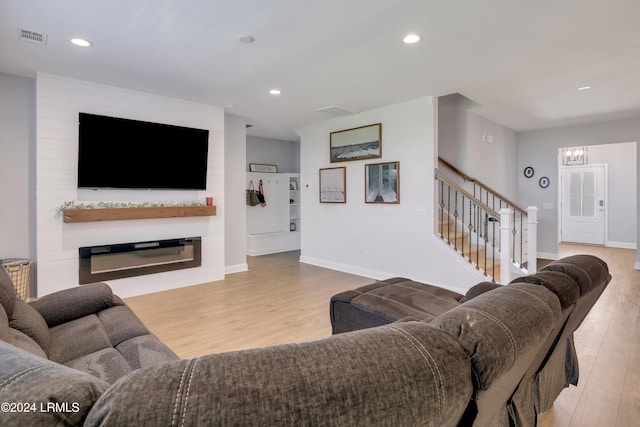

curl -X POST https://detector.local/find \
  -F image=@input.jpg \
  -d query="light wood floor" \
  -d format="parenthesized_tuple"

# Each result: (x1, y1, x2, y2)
(124, 251, 373, 357)
(125, 244, 639, 426)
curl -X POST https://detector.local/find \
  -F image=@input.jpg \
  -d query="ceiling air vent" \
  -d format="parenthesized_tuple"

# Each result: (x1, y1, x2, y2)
(18, 28, 47, 45)
(314, 105, 358, 116)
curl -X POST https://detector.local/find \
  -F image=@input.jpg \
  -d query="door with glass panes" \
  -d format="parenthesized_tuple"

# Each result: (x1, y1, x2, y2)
(560, 165, 606, 244)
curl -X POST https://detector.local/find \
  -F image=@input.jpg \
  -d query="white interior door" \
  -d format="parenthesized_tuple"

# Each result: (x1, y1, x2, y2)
(560, 165, 606, 244)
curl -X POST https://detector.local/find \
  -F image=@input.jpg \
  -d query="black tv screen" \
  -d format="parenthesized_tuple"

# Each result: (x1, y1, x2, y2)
(77, 113, 209, 190)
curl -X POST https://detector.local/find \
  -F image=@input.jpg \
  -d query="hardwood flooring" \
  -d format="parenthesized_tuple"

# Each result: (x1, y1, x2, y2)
(124, 244, 640, 426)
(124, 251, 372, 358)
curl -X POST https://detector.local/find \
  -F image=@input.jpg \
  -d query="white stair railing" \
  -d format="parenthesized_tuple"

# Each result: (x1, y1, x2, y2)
(435, 164, 538, 283)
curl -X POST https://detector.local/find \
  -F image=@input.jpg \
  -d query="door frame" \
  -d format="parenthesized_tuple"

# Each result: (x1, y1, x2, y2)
(558, 163, 608, 245)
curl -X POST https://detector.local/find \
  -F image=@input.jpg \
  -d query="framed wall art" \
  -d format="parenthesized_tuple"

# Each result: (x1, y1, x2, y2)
(365, 161, 399, 204)
(319, 167, 346, 203)
(249, 163, 278, 173)
(330, 123, 381, 163)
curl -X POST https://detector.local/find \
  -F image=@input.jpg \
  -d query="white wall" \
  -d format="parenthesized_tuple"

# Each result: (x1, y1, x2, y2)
(438, 93, 475, 172)
(518, 117, 640, 261)
(588, 142, 636, 248)
(466, 112, 519, 202)
(0, 73, 35, 261)
(36, 74, 225, 297)
(296, 97, 483, 293)
(437, 93, 519, 202)
(224, 114, 248, 273)
(247, 136, 299, 173)
(246, 172, 289, 235)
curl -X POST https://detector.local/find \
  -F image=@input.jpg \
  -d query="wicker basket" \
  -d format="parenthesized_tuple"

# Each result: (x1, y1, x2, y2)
(2, 258, 31, 301)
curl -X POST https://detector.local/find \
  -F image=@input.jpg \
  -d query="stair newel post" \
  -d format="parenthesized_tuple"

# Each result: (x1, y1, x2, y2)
(527, 206, 539, 274)
(500, 208, 513, 284)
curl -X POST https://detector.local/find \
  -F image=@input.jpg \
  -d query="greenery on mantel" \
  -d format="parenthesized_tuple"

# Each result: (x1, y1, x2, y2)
(56, 200, 206, 216)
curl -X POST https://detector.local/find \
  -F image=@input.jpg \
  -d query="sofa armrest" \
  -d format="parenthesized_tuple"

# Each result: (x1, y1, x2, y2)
(29, 283, 123, 327)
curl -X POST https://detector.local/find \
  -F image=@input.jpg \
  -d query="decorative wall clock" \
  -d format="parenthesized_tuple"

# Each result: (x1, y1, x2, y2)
(539, 176, 550, 189)
(523, 166, 534, 178)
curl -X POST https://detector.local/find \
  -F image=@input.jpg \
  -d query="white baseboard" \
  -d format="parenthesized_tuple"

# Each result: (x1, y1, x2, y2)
(225, 263, 248, 275)
(298, 256, 384, 281)
(537, 252, 558, 261)
(635, 261, 640, 270)
(606, 241, 637, 250)
(247, 232, 300, 256)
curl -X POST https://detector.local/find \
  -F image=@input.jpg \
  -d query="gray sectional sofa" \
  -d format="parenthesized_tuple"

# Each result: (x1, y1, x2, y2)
(331, 254, 611, 426)
(0, 255, 610, 426)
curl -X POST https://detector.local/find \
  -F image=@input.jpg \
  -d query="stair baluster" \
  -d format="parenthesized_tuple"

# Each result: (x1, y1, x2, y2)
(435, 158, 538, 283)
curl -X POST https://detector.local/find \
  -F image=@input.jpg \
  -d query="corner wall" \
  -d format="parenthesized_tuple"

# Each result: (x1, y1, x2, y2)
(36, 74, 225, 297)
(438, 93, 519, 202)
(224, 114, 248, 273)
(296, 97, 482, 293)
(246, 135, 300, 173)
(0, 73, 35, 261)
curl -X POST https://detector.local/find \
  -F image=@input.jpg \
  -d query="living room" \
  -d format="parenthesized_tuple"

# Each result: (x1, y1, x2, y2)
(1, 1, 639, 425)
(2, 1, 640, 297)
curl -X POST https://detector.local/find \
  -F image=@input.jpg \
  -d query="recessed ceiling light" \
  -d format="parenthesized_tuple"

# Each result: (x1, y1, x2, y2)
(578, 85, 591, 91)
(403, 34, 421, 44)
(269, 89, 281, 95)
(70, 38, 92, 47)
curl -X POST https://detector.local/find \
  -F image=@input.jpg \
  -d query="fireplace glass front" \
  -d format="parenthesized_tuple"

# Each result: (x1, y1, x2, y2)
(79, 237, 201, 284)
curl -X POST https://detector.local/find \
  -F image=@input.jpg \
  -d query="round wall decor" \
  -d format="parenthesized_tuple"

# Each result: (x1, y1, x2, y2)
(523, 166, 534, 178)
(539, 176, 550, 188)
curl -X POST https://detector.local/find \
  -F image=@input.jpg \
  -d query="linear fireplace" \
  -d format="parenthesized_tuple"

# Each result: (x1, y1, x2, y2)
(79, 237, 201, 284)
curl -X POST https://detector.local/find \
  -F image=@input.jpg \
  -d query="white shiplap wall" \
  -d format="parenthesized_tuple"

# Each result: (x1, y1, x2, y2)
(36, 74, 225, 297)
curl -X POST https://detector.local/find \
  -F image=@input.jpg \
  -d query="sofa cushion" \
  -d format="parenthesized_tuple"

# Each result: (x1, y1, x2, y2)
(48, 314, 112, 364)
(540, 254, 611, 296)
(509, 271, 580, 309)
(432, 283, 561, 390)
(339, 277, 463, 319)
(86, 322, 473, 427)
(65, 348, 133, 384)
(0, 267, 16, 319)
(116, 334, 179, 370)
(0, 340, 108, 427)
(9, 300, 51, 355)
(98, 305, 150, 346)
(459, 281, 502, 303)
(6, 328, 48, 359)
(330, 277, 463, 334)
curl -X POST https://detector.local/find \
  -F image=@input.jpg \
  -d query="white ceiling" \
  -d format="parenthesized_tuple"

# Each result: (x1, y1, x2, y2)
(2, 0, 640, 141)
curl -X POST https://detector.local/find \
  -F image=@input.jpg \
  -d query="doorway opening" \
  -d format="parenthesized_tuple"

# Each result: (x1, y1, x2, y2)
(557, 142, 637, 250)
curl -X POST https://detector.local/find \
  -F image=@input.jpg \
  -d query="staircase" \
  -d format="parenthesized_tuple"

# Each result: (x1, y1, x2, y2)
(435, 158, 538, 283)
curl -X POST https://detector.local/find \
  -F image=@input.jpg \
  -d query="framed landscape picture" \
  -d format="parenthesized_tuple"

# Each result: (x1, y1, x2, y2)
(365, 161, 399, 204)
(319, 167, 346, 203)
(330, 123, 381, 163)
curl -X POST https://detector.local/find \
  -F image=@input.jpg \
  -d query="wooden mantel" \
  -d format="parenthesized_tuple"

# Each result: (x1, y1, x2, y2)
(63, 205, 216, 223)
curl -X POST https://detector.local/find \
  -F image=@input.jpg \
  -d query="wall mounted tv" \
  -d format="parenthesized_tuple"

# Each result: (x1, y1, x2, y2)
(77, 113, 209, 190)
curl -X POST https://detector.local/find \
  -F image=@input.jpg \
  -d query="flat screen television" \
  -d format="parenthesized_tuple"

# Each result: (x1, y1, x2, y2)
(77, 113, 209, 190)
